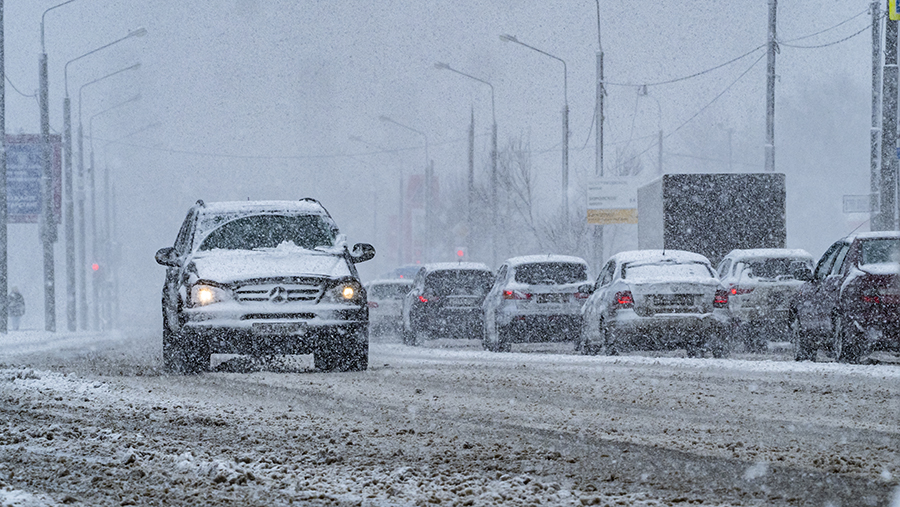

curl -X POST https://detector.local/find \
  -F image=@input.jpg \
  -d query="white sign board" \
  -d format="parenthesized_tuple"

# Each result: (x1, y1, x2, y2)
(586, 178, 637, 225)
(842, 194, 878, 214)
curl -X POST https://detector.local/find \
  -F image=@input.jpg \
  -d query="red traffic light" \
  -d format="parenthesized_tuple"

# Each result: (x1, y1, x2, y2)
(91, 263, 100, 271)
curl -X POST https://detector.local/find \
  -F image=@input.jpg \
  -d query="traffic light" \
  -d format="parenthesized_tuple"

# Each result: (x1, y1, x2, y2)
(455, 247, 466, 260)
(91, 263, 100, 272)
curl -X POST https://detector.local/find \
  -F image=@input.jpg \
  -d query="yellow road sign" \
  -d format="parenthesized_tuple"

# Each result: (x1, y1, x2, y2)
(891, 0, 900, 21)
(587, 208, 638, 225)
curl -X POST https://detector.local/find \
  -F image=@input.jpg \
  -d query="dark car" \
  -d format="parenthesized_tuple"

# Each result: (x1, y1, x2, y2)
(155, 199, 375, 374)
(790, 232, 900, 363)
(401, 262, 494, 345)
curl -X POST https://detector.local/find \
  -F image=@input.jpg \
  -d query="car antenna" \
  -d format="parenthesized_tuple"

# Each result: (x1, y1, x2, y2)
(843, 218, 869, 239)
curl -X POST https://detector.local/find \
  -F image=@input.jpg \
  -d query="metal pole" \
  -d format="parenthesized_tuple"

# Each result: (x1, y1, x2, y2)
(658, 129, 664, 175)
(765, 0, 777, 172)
(871, 0, 883, 225)
(76, 122, 86, 327)
(0, 0, 7, 334)
(89, 149, 98, 330)
(63, 97, 75, 330)
(594, 0, 606, 269)
(562, 103, 569, 221)
(467, 107, 474, 255)
(39, 52, 56, 332)
(491, 121, 498, 267)
(879, 14, 898, 230)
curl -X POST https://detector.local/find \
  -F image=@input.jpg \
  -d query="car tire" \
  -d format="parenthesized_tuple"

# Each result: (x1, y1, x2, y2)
(708, 331, 730, 359)
(834, 315, 865, 364)
(791, 314, 816, 361)
(580, 318, 601, 356)
(601, 327, 622, 356)
(685, 335, 703, 358)
(482, 313, 511, 352)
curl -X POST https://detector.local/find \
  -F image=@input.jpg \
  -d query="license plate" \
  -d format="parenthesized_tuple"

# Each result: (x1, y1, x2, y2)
(252, 322, 307, 335)
(652, 294, 693, 306)
(537, 294, 567, 304)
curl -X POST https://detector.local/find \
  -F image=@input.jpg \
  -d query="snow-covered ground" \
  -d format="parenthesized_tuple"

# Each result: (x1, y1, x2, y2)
(0, 329, 898, 506)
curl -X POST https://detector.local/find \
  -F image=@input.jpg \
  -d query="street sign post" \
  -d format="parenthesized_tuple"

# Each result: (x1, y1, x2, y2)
(6, 134, 62, 224)
(586, 178, 638, 225)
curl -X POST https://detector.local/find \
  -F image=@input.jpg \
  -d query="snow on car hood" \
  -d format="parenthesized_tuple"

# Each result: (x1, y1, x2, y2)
(189, 243, 351, 283)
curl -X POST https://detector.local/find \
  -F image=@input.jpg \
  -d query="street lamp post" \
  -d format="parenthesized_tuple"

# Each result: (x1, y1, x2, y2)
(433, 62, 498, 267)
(62, 62, 140, 331)
(87, 94, 140, 331)
(637, 85, 663, 175)
(66, 28, 146, 330)
(38, 0, 80, 331)
(500, 34, 568, 222)
(379, 115, 431, 263)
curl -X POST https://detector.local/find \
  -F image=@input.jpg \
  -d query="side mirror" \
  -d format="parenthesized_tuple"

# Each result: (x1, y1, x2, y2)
(349, 243, 376, 264)
(155, 247, 180, 267)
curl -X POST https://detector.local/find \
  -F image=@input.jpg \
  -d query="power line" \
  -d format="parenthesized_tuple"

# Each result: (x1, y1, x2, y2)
(780, 7, 870, 43)
(603, 44, 766, 88)
(5, 76, 35, 98)
(780, 22, 874, 49)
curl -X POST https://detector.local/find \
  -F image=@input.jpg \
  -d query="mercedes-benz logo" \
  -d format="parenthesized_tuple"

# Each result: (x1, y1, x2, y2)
(269, 286, 288, 304)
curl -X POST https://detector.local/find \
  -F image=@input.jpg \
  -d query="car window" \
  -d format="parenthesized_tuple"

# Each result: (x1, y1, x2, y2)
(859, 238, 900, 266)
(199, 214, 335, 251)
(369, 284, 411, 299)
(717, 259, 731, 279)
(738, 257, 810, 280)
(622, 261, 714, 281)
(514, 262, 587, 285)
(425, 270, 494, 296)
(813, 244, 841, 280)
(830, 244, 851, 276)
(598, 260, 616, 287)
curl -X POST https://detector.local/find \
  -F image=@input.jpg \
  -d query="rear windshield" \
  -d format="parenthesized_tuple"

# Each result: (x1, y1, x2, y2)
(369, 284, 412, 299)
(199, 214, 335, 251)
(860, 238, 900, 266)
(623, 262, 714, 281)
(514, 263, 587, 285)
(425, 270, 494, 296)
(736, 258, 809, 279)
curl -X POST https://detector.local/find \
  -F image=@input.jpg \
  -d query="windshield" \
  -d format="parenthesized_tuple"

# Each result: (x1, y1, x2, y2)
(369, 283, 412, 299)
(860, 238, 900, 266)
(199, 214, 335, 251)
(622, 261, 714, 281)
(425, 270, 494, 296)
(514, 262, 588, 285)
(736, 257, 809, 279)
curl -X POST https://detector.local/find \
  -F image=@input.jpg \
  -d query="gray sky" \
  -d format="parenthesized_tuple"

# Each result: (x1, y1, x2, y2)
(2, 0, 879, 325)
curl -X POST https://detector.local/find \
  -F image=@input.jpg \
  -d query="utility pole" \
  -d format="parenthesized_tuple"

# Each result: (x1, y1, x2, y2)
(39, 54, 56, 332)
(879, 9, 899, 230)
(871, 1, 883, 227)
(467, 107, 474, 255)
(0, 0, 7, 334)
(593, 0, 606, 269)
(765, 0, 777, 173)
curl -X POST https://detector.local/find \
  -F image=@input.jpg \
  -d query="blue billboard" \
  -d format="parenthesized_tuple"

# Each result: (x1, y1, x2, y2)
(6, 134, 62, 224)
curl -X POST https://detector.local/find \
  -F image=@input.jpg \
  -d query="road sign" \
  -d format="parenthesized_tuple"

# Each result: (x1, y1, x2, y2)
(586, 178, 638, 225)
(843, 194, 879, 214)
(6, 134, 62, 223)
(891, 0, 900, 21)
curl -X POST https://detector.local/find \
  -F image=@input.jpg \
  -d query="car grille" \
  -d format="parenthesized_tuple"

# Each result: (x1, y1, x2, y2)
(234, 281, 323, 303)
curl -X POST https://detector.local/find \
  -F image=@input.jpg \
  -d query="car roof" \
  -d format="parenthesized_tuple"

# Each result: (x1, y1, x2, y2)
(849, 231, 900, 241)
(197, 200, 329, 216)
(366, 279, 414, 287)
(504, 255, 588, 268)
(419, 262, 493, 273)
(609, 249, 711, 265)
(723, 248, 813, 261)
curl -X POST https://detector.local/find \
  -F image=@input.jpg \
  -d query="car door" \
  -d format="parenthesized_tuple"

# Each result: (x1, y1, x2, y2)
(402, 268, 426, 331)
(163, 208, 197, 332)
(797, 242, 847, 334)
(482, 264, 508, 320)
(584, 260, 616, 332)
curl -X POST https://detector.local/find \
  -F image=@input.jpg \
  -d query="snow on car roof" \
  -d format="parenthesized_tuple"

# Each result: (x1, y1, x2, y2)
(199, 200, 328, 215)
(851, 231, 900, 240)
(420, 262, 492, 273)
(724, 248, 813, 261)
(505, 255, 588, 267)
(610, 249, 711, 266)
(365, 278, 415, 287)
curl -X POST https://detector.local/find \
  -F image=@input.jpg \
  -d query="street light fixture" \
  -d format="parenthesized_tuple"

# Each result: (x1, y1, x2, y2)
(378, 115, 432, 263)
(433, 61, 498, 267)
(500, 33, 569, 222)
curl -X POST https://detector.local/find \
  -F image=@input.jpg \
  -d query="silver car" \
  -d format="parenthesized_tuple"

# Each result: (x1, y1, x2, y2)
(579, 250, 731, 358)
(717, 248, 813, 352)
(482, 255, 590, 352)
(365, 279, 414, 337)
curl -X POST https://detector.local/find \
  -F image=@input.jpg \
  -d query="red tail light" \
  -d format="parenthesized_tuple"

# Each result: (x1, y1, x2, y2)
(574, 292, 590, 300)
(614, 291, 634, 309)
(730, 286, 753, 296)
(714, 289, 729, 308)
(418, 295, 429, 303)
(862, 294, 881, 304)
(503, 290, 532, 300)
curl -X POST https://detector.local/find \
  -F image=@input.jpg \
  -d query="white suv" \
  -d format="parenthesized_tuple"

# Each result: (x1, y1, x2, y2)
(155, 199, 375, 373)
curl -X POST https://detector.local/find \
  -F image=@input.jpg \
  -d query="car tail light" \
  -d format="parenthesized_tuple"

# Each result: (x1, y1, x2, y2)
(367, 301, 379, 309)
(418, 295, 429, 303)
(503, 290, 532, 300)
(574, 292, 590, 300)
(861, 292, 881, 304)
(714, 289, 729, 308)
(614, 291, 634, 309)
(730, 285, 753, 295)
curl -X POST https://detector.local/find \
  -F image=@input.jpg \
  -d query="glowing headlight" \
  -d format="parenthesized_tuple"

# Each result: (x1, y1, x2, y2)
(190, 283, 230, 306)
(341, 285, 355, 300)
(323, 280, 363, 304)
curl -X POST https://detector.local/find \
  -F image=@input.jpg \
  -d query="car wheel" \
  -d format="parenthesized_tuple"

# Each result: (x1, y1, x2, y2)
(741, 324, 766, 354)
(482, 312, 511, 352)
(834, 315, 865, 364)
(601, 327, 621, 356)
(791, 313, 816, 361)
(685, 334, 703, 358)
(580, 318, 601, 356)
(708, 330, 730, 359)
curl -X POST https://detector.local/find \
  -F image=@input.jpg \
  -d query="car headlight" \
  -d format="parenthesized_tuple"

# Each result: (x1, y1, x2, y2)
(323, 280, 364, 305)
(190, 283, 231, 307)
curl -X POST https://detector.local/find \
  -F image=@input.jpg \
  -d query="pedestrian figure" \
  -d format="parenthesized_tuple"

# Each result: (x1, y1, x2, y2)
(8, 287, 25, 331)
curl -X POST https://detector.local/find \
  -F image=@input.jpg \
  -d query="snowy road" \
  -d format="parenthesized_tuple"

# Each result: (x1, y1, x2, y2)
(1, 330, 898, 506)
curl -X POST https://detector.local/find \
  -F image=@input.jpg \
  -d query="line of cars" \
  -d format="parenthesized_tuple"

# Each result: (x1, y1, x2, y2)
(368, 233, 900, 364)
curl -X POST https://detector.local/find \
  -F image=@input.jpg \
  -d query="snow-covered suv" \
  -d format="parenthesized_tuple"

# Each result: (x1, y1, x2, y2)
(155, 199, 375, 373)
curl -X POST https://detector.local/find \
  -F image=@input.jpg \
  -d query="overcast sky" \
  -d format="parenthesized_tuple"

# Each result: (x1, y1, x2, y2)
(2, 0, 880, 326)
